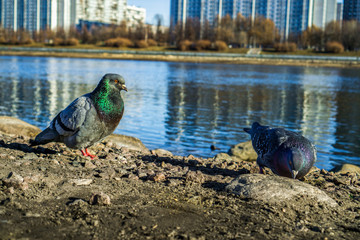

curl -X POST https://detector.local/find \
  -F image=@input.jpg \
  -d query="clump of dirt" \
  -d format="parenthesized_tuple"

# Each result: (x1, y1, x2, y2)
(0, 131, 359, 239)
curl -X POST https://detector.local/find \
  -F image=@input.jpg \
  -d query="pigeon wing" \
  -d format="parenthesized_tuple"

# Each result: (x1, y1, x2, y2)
(51, 95, 93, 137)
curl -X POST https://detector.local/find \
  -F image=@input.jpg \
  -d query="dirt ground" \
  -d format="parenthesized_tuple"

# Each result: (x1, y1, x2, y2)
(0, 130, 359, 240)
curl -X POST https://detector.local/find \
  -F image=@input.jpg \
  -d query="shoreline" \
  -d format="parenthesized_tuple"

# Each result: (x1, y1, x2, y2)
(0, 116, 359, 239)
(1, 46, 360, 68)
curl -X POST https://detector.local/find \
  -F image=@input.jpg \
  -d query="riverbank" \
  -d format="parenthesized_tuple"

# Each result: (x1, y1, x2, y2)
(0, 116, 359, 239)
(1, 46, 360, 68)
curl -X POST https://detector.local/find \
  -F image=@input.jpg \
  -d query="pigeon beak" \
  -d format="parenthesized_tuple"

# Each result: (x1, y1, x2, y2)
(291, 170, 298, 179)
(122, 85, 128, 92)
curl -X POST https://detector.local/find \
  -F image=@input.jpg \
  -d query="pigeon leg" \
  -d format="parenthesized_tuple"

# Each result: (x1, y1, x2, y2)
(259, 166, 264, 174)
(81, 149, 96, 159)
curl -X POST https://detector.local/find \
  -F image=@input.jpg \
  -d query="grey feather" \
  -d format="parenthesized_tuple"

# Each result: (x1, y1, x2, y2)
(31, 73, 127, 152)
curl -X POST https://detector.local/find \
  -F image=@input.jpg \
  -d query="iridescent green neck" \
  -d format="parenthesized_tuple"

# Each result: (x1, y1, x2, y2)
(92, 80, 123, 115)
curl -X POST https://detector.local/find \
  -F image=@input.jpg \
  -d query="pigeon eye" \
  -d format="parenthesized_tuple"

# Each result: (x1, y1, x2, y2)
(114, 79, 118, 83)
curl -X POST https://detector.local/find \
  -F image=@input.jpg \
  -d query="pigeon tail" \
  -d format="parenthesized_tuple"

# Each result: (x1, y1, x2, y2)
(243, 128, 251, 134)
(31, 127, 59, 146)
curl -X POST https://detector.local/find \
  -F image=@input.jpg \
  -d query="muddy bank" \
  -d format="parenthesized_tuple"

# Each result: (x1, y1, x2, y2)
(0, 117, 359, 239)
(1, 47, 360, 68)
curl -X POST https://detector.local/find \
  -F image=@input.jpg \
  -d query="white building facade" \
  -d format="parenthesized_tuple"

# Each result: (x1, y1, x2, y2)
(0, 0, 131, 32)
(126, 5, 146, 27)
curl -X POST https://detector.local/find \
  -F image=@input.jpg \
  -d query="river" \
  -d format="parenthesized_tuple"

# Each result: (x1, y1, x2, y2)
(0, 55, 359, 170)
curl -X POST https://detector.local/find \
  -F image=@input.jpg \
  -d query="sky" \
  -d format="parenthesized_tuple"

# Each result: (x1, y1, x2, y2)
(128, 0, 170, 26)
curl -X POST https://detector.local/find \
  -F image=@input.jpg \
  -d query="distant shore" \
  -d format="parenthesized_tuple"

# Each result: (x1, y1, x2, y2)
(1, 46, 360, 68)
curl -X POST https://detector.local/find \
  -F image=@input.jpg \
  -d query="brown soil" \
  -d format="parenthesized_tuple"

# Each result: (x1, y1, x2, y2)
(0, 132, 359, 239)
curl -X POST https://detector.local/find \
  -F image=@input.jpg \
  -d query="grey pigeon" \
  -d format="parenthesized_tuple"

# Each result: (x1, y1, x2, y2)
(31, 73, 127, 159)
(244, 122, 316, 179)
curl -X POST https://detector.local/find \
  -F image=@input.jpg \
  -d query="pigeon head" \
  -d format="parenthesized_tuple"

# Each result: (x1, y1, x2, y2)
(91, 73, 127, 116)
(243, 122, 269, 137)
(99, 73, 127, 92)
(272, 147, 309, 179)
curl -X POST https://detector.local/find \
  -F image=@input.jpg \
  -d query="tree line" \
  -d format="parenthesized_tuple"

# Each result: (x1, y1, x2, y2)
(0, 13, 359, 53)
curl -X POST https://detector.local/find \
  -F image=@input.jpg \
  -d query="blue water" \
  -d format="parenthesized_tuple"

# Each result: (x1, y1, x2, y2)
(0, 55, 360, 170)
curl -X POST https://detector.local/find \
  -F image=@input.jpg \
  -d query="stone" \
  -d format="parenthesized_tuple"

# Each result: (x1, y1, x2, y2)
(68, 199, 88, 207)
(185, 171, 206, 184)
(151, 149, 173, 157)
(214, 153, 233, 163)
(228, 141, 257, 161)
(104, 134, 150, 153)
(23, 174, 41, 183)
(149, 173, 166, 182)
(0, 116, 41, 138)
(226, 174, 338, 207)
(89, 192, 111, 206)
(2, 172, 28, 190)
(23, 152, 38, 160)
(69, 179, 93, 186)
(335, 164, 360, 174)
(84, 161, 96, 169)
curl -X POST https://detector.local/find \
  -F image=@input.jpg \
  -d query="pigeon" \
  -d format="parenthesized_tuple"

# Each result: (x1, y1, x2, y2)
(244, 122, 316, 179)
(31, 73, 127, 159)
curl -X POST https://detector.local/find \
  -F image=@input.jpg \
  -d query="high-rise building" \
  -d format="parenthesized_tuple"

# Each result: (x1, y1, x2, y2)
(170, 0, 339, 41)
(76, 0, 127, 25)
(286, 0, 313, 39)
(312, 0, 337, 28)
(222, 0, 253, 18)
(1, 0, 21, 31)
(343, 0, 360, 21)
(25, 0, 40, 32)
(337, 2, 343, 21)
(1, 0, 129, 32)
(253, 0, 289, 40)
(126, 5, 146, 27)
(0, 0, 2, 27)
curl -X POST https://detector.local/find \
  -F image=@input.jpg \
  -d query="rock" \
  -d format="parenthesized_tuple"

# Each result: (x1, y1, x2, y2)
(104, 134, 150, 153)
(69, 179, 93, 186)
(335, 164, 360, 174)
(0, 116, 41, 138)
(23, 174, 41, 183)
(89, 192, 111, 206)
(185, 171, 206, 184)
(84, 161, 96, 169)
(151, 149, 173, 157)
(68, 199, 88, 207)
(2, 172, 29, 190)
(23, 152, 38, 160)
(226, 174, 338, 207)
(149, 173, 166, 182)
(214, 153, 233, 163)
(228, 141, 257, 161)
(96, 169, 116, 179)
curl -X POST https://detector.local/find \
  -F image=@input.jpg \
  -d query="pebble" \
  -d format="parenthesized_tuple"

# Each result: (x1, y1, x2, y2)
(23, 174, 41, 183)
(5, 187, 15, 194)
(3, 172, 29, 190)
(185, 171, 206, 184)
(52, 159, 60, 165)
(149, 173, 166, 182)
(96, 169, 116, 179)
(22, 152, 38, 160)
(69, 179, 93, 186)
(89, 192, 111, 206)
(84, 161, 96, 169)
(68, 199, 88, 206)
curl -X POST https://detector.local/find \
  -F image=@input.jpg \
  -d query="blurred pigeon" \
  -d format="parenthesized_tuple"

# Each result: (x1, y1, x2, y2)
(244, 122, 316, 179)
(31, 73, 127, 159)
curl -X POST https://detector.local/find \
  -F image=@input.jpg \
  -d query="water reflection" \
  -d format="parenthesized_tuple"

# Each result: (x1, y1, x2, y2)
(0, 56, 359, 170)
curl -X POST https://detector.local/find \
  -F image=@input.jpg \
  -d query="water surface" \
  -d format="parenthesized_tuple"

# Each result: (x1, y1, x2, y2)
(0, 55, 360, 170)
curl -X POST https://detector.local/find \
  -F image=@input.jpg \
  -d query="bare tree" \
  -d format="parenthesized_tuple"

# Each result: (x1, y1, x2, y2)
(341, 20, 360, 51)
